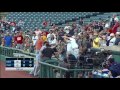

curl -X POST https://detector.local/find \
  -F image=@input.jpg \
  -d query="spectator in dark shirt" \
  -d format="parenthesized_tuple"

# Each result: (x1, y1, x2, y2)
(0, 30, 3, 45)
(69, 28, 74, 36)
(115, 32, 120, 45)
(3, 22, 10, 31)
(108, 58, 120, 77)
(94, 22, 99, 29)
(48, 19, 54, 26)
(98, 23, 104, 32)
(68, 54, 77, 61)
(41, 43, 54, 61)
(110, 17, 115, 28)
(5, 23, 10, 31)
(58, 29, 65, 43)
(0, 34, 2, 45)
(86, 35, 92, 49)
(79, 18, 84, 26)
(68, 23, 76, 36)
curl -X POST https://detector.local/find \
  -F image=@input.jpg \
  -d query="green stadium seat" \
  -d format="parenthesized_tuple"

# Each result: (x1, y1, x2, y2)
(6, 12, 102, 30)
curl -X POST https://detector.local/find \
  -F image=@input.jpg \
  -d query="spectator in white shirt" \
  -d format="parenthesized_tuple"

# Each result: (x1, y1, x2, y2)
(63, 36, 72, 56)
(64, 23, 72, 34)
(32, 32, 38, 47)
(108, 33, 116, 46)
(110, 14, 119, 22)
(114, 17, 119, 22)
(47, 29, 53, 42)
(105, 22, 110, 29)
(63, 35, 79, 59)
(71, 36, 79, 59)
(49, 35, 57, 46)
(52, 29, 57, 39)
(47, 29, 56, 41)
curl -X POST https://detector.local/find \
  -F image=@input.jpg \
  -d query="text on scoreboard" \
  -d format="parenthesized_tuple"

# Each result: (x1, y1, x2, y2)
(6, 58, 34, 71)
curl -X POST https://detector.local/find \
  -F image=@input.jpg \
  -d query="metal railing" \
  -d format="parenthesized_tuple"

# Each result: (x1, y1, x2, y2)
(0, 46, 36, 58)
(1, 46, 118, 78)
(0, 46, 93, 78)
(91, 47, 120, 55)
(91, 47, 120, 63)
(39, 61, 93, 78)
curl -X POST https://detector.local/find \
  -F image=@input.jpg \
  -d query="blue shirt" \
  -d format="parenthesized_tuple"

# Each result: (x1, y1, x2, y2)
(4, 35, 12, 47)
(109, 63, 120, 77)
(115, 38, 120, 45)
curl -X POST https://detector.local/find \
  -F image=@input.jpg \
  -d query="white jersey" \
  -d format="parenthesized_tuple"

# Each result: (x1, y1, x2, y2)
(66, 37, 79, 58)
(67, 40, 72, 53)
(70, 38, 78, 49)
(32, 36, 38, 46)
(105, 23, 110, 28)
(47, 33, 56, 43)
(67, 38, 78, 50)
(49, 39, 57, 45)
(47, 33, 52, 42)
(109, 37, 116, 46)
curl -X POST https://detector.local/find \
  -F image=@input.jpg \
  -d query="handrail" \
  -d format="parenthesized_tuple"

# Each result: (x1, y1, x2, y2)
(69, 69, 93, 71)
(39, 61, 68, 71)
(39, 61, 93, 78)
(0, 46, 114, 78)
(39, 62, 93, 72)
(0, 46, 36, 57)
(91, 47, 120, 55)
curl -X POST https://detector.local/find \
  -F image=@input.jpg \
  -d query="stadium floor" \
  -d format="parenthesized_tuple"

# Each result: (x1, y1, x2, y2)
(0, 61, 38, 78)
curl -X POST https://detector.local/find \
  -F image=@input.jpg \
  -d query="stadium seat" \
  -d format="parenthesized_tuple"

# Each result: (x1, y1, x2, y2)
(6, 12, 102, 30)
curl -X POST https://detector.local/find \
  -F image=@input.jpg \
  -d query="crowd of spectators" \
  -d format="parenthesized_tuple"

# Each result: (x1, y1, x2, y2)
(0, 13, 120, 78)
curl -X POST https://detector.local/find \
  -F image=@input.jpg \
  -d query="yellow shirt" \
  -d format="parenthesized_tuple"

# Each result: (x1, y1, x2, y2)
(93, 37, 100, 48)
(41, 35, 47, 42)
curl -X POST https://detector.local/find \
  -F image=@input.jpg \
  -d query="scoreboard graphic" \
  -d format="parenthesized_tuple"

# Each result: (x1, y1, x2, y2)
(5, 58, 34, 71)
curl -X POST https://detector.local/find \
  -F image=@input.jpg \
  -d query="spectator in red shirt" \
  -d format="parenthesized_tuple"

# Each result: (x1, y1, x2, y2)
(10, 20, 16, 26)
(107, 27, 113, 34)
(16, 32, 24, 50)
(42, 19, 48, 29)
(112, 22, 119, 34)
